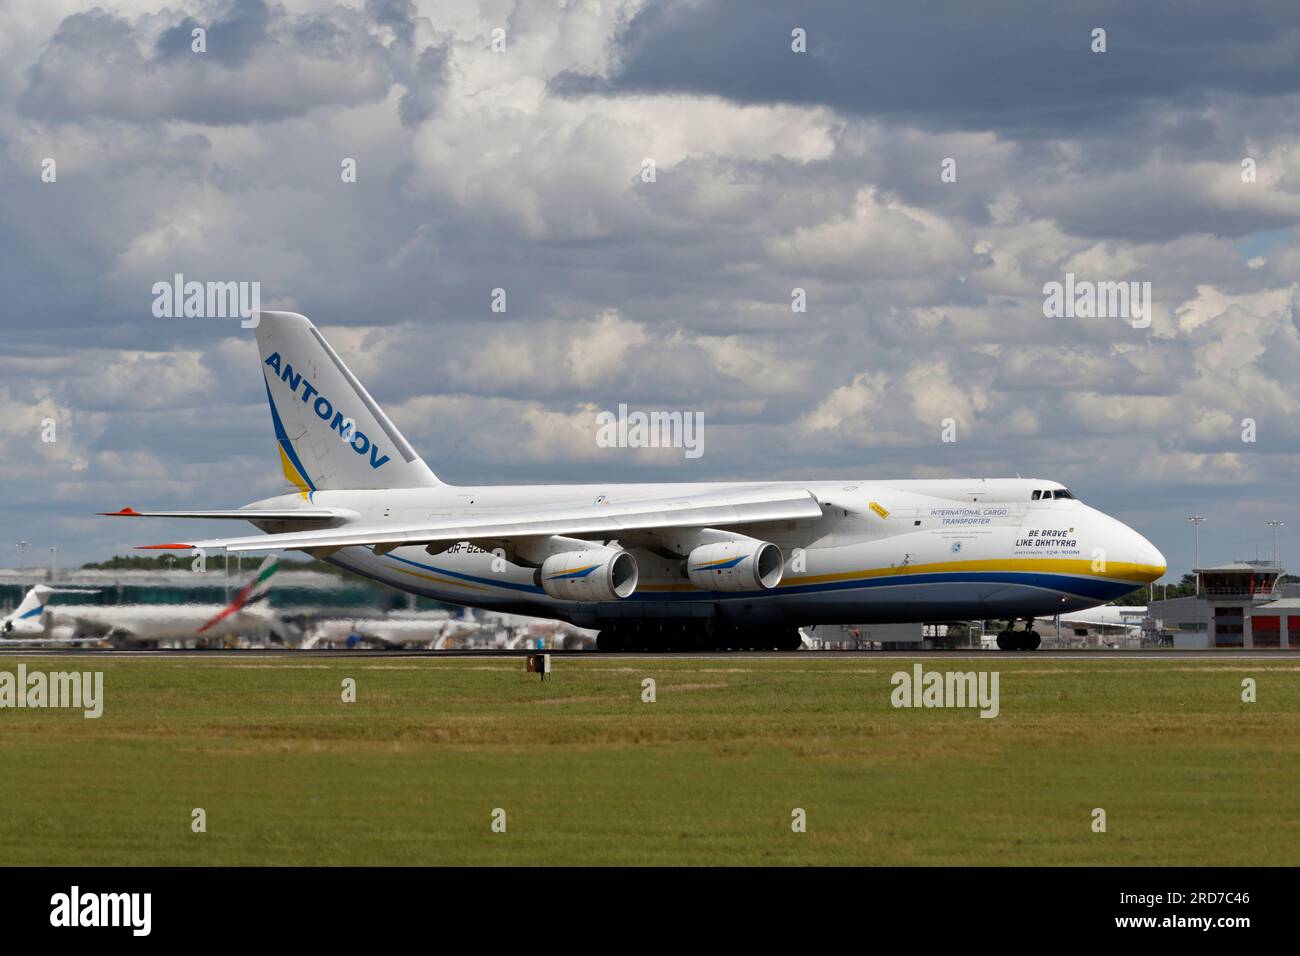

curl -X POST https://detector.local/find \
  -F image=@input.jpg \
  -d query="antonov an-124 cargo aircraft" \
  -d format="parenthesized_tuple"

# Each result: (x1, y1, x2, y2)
(104, 312, 1165, 651)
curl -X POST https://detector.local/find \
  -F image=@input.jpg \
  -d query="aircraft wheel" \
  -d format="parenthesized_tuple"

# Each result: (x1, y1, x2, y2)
(996, 631, 1014, 650)
(1026, 631, 1042, 650)
(777, 630, 803, 651)
(596, 630, 625, 652)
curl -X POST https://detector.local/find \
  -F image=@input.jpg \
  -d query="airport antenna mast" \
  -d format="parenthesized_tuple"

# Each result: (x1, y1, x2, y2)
(1267, 520, 1284, 569)
(1188, 516, 1206, 596)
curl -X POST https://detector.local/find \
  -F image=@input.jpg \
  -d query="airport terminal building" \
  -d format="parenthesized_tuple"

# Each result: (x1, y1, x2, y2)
(0, 562, 444, 616)
(1146, 561, 1295, 648)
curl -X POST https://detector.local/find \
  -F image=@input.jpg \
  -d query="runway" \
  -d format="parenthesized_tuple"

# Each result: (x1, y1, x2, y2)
(0, 647, 1296, 660)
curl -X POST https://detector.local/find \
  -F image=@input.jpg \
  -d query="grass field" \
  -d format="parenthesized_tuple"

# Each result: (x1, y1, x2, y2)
(1, 654, 1298, 866)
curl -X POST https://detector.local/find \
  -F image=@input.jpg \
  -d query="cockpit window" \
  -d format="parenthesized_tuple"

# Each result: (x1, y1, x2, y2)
(1033, 488, 1076, 501)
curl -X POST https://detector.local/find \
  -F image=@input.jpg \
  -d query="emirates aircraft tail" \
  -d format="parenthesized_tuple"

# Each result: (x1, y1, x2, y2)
(197, 556, 280, 635)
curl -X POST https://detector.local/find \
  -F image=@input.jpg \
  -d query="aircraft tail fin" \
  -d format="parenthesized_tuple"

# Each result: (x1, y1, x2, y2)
(243, 555, 279, 607)
(255, 311, 440, 495)
(197, 556, 279, 634)
(8, 586, 51, 625)
(2, 585, 97, 635)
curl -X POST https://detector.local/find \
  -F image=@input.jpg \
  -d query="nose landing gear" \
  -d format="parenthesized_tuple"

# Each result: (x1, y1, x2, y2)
(995, 620, 1041, 651)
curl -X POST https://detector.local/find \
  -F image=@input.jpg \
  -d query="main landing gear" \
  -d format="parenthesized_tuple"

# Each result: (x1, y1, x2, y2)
(995, 620, 1041, 651)
(596, 621, 803, 652)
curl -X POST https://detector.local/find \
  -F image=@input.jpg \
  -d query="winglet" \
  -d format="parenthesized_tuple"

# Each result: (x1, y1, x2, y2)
(100, 507, 141, 516)
(137, 543, 193, 550)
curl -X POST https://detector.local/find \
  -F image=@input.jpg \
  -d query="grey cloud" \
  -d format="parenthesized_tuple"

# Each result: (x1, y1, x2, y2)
(556, 0, 1300, 137)
(2, 0, 1300, 574)
(155, 0, 271, 67)
(397, 41, 450, 126)
(366, 0, 419, 46)
(19, 0, 428, 125)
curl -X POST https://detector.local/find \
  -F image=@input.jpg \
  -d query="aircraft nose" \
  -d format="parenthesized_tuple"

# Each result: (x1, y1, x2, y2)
(1093, 508, 1166, 582)
(1129, 530, 1166, 582)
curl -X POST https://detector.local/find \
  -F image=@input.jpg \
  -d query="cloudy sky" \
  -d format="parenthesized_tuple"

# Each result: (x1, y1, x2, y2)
(3, 0, 1300, 575)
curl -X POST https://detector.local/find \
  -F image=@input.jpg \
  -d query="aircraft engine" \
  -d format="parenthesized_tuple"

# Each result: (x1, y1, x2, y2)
(686, 539, 784, 592)
(538, 549, 639, 602)
(3, 614, 46, 637)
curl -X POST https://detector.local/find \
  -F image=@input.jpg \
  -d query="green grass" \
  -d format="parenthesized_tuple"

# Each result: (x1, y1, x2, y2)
(1, 655, 1297, 865)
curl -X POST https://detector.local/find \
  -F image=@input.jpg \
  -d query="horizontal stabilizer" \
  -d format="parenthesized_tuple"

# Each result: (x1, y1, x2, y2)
(101, 507, 348, 521)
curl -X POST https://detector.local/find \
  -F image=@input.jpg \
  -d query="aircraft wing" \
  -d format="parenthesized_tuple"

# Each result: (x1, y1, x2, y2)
(43, 610, 119, 640)
(137, 486, 824, 555)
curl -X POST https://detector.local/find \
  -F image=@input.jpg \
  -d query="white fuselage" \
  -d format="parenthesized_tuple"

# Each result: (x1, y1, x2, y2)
(37, 604, 272, 644)
(304, 615, 477, 648)
(1054, 606, 1147, 627)
(1039, 604, 1148, 637)
(245, 477, 1165, 630)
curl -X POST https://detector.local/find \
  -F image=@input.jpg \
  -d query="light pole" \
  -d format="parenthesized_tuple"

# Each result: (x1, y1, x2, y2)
(49, 545, 57, 580)
(1188, 516, 1206, 596)
(1267, 520, 1284, 569)
(15, 541, 29, 573)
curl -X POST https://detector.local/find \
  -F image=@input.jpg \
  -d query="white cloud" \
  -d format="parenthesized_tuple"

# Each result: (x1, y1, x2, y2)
(5, 0, 1300, 571)
(768, 187, 969, 278)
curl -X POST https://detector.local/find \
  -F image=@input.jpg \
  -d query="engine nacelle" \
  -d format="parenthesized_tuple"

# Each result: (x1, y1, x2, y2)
(686, 539, 784, 592)
(3, 614, 46, 637)
(538, 549, 639, 602)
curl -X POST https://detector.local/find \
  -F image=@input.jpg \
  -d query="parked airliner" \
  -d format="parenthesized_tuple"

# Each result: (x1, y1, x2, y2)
(1, 558, 280, 647)
(300, 608, 480, 650)
(1036, 604, 1149, 643)
(105, 312, 1166, 651)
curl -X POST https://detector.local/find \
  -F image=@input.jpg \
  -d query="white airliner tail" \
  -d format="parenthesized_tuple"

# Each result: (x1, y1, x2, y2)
(3, 585, 99, 636)
(13, 586, 49, 619)
(256, 311, 440, 494)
